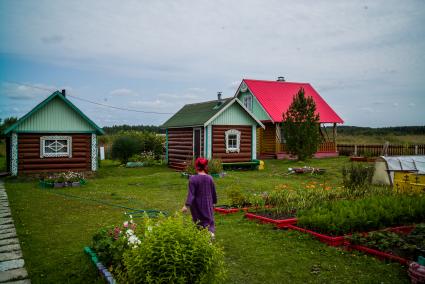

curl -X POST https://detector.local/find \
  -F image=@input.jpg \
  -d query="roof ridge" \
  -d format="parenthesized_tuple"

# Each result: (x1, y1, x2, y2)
(243, 79, 310, 85)
(184, 97, 233, 106)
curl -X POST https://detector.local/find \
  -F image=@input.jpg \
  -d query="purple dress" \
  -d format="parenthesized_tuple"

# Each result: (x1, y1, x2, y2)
(185, 174, 217, 233)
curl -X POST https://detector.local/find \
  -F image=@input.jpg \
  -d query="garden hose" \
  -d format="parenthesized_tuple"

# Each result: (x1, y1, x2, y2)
(40, 188, 167, 217)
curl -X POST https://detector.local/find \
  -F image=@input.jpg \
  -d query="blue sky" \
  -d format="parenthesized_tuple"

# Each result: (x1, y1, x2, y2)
(1, 0, 424, 127)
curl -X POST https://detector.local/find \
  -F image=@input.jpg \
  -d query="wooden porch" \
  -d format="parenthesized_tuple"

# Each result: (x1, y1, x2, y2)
(257, 123, 338, 160)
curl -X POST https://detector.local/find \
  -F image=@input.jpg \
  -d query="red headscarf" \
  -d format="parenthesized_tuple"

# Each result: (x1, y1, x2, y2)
(195, 157, 208, 173)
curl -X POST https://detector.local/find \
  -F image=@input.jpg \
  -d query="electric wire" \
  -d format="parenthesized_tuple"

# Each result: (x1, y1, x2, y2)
(3, 80, 173, 115)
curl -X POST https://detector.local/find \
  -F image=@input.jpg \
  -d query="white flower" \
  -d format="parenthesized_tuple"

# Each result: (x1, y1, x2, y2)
(123, 221, 129, 227)
(128, 235, 141, 247)
(126, 229, 134, 237)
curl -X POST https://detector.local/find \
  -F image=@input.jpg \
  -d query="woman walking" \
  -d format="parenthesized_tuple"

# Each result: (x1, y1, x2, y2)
(182, 157, 217, 237)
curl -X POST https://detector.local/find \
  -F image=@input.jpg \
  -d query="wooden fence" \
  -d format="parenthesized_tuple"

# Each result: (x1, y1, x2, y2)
(337, 144, 425, 156)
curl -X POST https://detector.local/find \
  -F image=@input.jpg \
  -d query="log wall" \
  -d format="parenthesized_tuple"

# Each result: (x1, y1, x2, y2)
(17, 133, 92, 174)
(212, 125, 252, 163)
(167, 128, 204, 168)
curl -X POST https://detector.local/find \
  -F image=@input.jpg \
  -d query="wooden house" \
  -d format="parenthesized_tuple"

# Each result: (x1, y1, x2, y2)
(235, 78, 344, 159)
(3, 90, 104, 175)
(161, 94, 264, 170)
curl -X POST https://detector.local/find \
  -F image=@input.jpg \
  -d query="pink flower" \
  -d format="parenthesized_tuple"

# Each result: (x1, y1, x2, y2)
(123, 221, 129, 228)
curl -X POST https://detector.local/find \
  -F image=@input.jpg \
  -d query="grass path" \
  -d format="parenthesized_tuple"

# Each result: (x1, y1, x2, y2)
(5, 158, 409, 283)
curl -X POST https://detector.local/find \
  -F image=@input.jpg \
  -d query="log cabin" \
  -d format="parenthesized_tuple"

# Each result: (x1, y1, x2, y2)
(234, 78, 344, 159)
(161, 94, 264, 170)
(3, 90, 104, 175)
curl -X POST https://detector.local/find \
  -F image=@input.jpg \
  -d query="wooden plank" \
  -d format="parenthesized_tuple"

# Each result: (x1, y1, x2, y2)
(19, 158, 88, 164)
(21, 163, 88, 170)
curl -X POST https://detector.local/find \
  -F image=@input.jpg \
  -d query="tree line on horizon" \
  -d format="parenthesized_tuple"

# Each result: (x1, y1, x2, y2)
(335, 126, 425, 136)
(0, 117, 423, 136)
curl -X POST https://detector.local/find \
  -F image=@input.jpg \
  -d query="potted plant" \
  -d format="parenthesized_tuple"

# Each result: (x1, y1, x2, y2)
(54, 174, 66, 188)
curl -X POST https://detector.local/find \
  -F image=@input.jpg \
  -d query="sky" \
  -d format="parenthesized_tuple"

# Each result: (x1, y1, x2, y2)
(0, 0, 424, 127)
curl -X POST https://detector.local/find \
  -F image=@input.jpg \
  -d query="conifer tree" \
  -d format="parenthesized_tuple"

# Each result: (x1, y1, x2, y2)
(282, 88, 321, 160)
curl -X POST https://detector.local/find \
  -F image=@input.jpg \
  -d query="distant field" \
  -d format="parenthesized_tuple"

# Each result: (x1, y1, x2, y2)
(337, 134, 425, 145)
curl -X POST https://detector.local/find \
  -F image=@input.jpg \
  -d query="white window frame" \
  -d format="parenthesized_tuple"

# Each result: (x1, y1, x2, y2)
(225, 129, 241, 153)
(40, 136, 72, 158)
(243, 95, 252, 111)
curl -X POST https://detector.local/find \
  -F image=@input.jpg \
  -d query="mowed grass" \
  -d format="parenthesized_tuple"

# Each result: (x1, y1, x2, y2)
(5, 158, 409, 283)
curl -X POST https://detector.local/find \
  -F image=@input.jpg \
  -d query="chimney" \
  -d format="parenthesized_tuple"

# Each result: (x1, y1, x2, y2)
(61, 89, 66, 97)
(217, 92, 222, 102)
(277, 76, 285, 82)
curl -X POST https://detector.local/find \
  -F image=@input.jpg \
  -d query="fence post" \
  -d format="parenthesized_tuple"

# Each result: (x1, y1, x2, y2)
(354, 145, 357, 156)
(415, 145, 418, 155)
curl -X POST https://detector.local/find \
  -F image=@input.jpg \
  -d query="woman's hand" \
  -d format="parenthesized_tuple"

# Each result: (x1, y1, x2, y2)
(181, 205, 188, 213)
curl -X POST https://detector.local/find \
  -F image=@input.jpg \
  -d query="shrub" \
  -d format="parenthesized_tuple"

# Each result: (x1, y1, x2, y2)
(118, 131, 164, 159)
(342, 163, 374, 196)
(227, 188, 251, 208)
(120, 214, 226, 283)
(209, 159, 223, 174)
(112, 136, 141, 164)
(185, 160, 197, 175)
(129, 151, 156, 166)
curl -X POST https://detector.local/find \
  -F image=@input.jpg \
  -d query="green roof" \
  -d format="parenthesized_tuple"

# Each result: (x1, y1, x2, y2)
(161, 98, 233, 128)
(3, 91, 105, 135)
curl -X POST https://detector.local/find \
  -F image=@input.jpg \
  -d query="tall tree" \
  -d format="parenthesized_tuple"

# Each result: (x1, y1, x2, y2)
(282, 88, 320, 160)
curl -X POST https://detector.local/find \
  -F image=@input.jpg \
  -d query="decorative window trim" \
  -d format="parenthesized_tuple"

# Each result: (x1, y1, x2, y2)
(40, 136, 72, 158)
(243, 95, 252, 111)
(225, 129, 241, 153)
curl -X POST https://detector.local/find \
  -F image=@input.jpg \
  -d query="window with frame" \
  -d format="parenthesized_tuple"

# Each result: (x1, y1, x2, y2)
(40, 136, 72, 158)
(225, 129, 241, 153)
(243, 95, 252, 111)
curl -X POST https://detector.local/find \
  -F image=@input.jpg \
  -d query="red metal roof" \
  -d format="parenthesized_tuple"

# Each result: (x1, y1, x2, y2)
(242, 79, 344, 123)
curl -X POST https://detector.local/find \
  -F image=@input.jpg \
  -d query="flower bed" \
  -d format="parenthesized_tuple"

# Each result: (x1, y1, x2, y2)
(84, 246, 116, 284)
(39, 171, 86, 188)
(90, 214, 226, 283)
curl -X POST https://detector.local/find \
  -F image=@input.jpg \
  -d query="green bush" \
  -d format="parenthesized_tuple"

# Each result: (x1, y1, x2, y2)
(118, 131, 164, 159)
(227, 188, 251, 208)
(342, 163, 374, 196)
(120, 214, 226, 283)
(112, 136, 141, 164)
(129, 151, 157, 166)
(185, 160, 197, 175)
(209, 159, 223, 174)
(297, 194, 425, 236)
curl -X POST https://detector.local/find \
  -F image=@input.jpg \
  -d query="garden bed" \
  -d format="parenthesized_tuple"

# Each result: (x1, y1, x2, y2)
(245, 212, 297, 227)
(346, 224, 423, 265)
(284, 224, 348, 246)
(214, 206, 240, 214)
(84, 246, 116, 284)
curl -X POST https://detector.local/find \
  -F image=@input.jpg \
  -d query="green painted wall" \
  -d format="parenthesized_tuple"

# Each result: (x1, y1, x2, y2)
(15, 97, 96, 132)
(237, 90, 270, 121)
(211, 102, 257, 126)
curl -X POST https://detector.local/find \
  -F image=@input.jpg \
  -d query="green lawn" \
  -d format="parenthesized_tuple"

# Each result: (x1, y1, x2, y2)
(5, 158, 409, 283)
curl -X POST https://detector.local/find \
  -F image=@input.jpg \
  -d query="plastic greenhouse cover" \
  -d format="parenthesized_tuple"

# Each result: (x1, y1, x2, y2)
(381, 156, 425, 173)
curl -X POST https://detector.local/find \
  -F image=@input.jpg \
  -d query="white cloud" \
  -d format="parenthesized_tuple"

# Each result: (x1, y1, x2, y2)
(1, 1, 424, 126)
(110, 88, 139, 97)
(0, 82, 56, 100)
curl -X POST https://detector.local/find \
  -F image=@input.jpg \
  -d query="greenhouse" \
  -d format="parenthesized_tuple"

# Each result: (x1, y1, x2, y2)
(372, 156, 425, 185)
